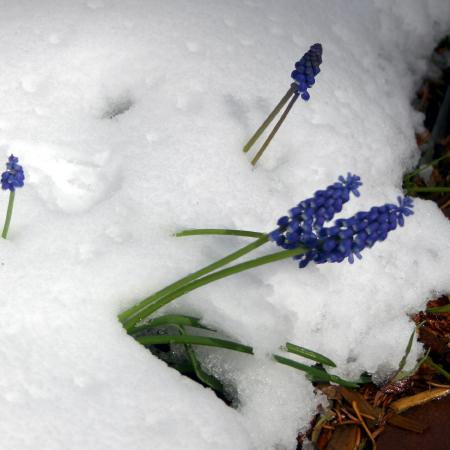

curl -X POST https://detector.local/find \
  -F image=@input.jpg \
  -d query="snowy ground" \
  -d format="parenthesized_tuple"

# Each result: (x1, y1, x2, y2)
(0, 1, 449, 449)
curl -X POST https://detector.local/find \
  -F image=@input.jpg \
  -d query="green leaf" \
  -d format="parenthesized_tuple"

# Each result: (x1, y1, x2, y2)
(397, 326, 417, 372)
(403, 153, 450, 183)
(175, 228, 265, 239)
(177, 326, 224, 393)
(425, 356, 450, 382)
(124, 245, 306, 331)
(407, 187, 450, 193)
(136, 334, 254, 354)
(285, 342, 336, 367)
(357, 372, 373, 384)
(118, 234, 269, 327)
(129, 314, 215, 335)
(393, 322, 426, 381)
(394, 349, 430, 382)
(273, 355, 360, 388)
(426, 303, 450, 314)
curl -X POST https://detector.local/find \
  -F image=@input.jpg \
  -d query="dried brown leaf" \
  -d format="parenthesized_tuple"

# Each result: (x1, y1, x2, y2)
(325, 425, 360, 450)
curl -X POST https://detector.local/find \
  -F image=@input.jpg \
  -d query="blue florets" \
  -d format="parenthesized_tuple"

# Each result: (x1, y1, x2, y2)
(269, 175, 414, 267)
(269, 173, 361, 249)
(1, 155, 25, 191)
(291, 43, 323, 101)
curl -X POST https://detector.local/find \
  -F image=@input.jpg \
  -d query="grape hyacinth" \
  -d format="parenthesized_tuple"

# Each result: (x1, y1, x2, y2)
(1, 154, 25, 239)
(242, 43, 323, 165)
(291, 43, 323, 101)
(269, 175, 414, 267)
(119, 173, 412, 333)
(1, 155, 25, 191)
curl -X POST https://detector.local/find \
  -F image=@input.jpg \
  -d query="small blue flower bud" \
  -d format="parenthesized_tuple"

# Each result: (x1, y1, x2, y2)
(291, 43, 323, 101)
(1, 155, 25, 192)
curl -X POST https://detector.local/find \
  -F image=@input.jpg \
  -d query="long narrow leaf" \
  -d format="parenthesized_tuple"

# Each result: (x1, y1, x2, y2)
(175, 228, 265, 239)
(425, 356, 450, 382)
(404, 153, 450, 182)
(398, 326, 417, 372)
(177, 326, 224, 393)
(394, 349, 430, 382)
(125, 246, 307, 331)
(285, 342, 336, 367)
(407, 187, 450, 193)
(129, 314, 215, 335)
(118, 235, 269, 326)
(136, 334, 254, 354)
(426, 303, 450, 314)
(273, 355, 360, 388)
(392, 322, 426, 381)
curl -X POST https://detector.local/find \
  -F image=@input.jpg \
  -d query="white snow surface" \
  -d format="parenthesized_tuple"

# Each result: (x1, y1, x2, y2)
(0, 0, 449, 449)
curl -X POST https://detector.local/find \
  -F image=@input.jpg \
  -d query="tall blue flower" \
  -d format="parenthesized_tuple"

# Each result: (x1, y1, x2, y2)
(1, 155, 25, 191)
(270, 175, 414, 267)
(1, 154, 25, 239)
(291, 43, 323, 101)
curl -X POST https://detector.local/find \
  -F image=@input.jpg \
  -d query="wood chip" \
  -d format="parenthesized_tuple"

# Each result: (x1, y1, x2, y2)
(325, 425, 360, 450)
(389, 387, 450, 414)
(386, 413, 427, 433)
(338, 387, 383, 425)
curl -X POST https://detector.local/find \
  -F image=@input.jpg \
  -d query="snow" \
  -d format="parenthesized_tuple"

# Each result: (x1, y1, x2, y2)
(0, 0, 449, 449)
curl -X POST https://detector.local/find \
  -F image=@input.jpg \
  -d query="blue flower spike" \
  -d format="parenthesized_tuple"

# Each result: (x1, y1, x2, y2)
(291, 43, 323, 101)
(270, 175, 414, 268)
(243, 43, 323, 166)
(1, 154, 25, 239)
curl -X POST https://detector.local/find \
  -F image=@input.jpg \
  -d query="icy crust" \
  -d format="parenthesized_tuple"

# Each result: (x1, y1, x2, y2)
(0, 1, 449, 449)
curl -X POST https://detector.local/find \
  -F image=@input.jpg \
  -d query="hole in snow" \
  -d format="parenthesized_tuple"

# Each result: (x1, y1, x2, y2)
(102, 95, 134, 119)
(124, 315, 241, 407)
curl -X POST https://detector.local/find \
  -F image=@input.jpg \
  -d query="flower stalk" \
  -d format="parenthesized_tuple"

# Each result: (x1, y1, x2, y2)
(250, 91, 300, 166)
(243, 83, 298, 154)
(2, 190, 15, 239)
(243, 43, 323, 164)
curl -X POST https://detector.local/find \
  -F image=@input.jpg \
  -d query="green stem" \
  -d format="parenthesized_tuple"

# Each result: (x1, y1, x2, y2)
(285, 342, 336, 367)
(124, 246, 306, 331)
(407, 187, 450, 193)
(136, 334, 254, 354)
(118, 234, 269, 325)
(243, 84, 297, 153)
(425, 356, 450, 382)
(426, 303, 450, 314)
(404, 153, 450, 183)
(251, 91, 299, 166)
(2, 190, 15, 239)
(175, 228, 266, 239)
(273, 354, 360, 388)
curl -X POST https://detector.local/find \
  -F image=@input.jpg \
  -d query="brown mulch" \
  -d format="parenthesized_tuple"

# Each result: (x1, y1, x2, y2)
(297, 300, 450, 450)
